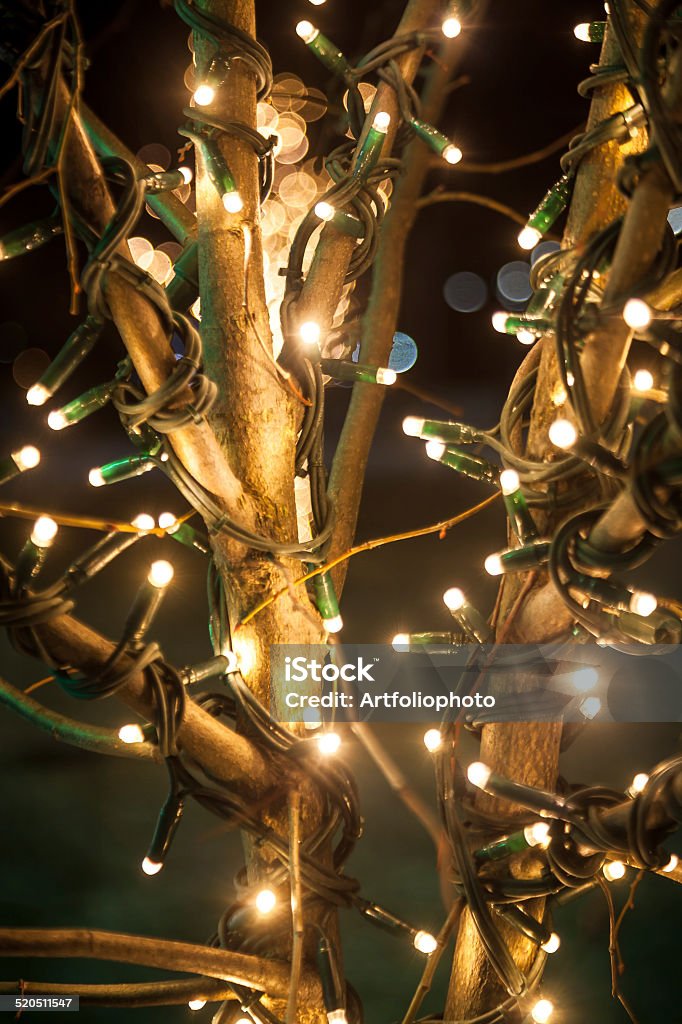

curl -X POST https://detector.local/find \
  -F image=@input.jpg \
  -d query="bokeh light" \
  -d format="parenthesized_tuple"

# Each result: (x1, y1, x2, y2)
(496, 260, 532, 309)
(443, 271, 488, 313)
(388, 332, 418, 373)
(13, 347, 50, 389)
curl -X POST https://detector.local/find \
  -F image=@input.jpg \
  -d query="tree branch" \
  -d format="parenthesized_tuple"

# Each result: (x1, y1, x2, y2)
(0, 928, 322, 1003)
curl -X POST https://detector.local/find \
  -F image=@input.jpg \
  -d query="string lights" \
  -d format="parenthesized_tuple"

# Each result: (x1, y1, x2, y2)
(0, 2, 681, 1023)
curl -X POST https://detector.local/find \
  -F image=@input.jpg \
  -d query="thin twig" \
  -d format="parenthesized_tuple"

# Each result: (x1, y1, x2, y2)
(415, 189, 528, 227)
(286, 790, 304, 1024)
(400, 898, 463, 1024)
(452, 125, 583, 174)
(596, 876, 640, 1024)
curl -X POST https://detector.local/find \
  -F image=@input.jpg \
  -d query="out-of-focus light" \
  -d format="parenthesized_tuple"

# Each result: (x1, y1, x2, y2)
(255, 887, 277, 914)
(548, 418, 577, 449)
(623, 298, 651, 330)
(633, 368, 654, 392)
(118, 724, 146, 744)
(603, 860, 626, 882)
(193, 84, 215, 106)
(443, 587, 465, 612)
(467, 761, 492, 789)
(30, 516, 58, 548)
(629, 590, 657, 617)
(423, 728, 442, 752)
(413, 930, 438, 954)
(518, 226, 542, 250)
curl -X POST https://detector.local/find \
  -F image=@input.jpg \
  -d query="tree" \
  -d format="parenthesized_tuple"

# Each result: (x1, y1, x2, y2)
(1, 1, 682, 1023)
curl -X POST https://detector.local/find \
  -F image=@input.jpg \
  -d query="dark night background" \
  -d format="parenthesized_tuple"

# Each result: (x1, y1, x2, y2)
(1, 1, 681, 1022)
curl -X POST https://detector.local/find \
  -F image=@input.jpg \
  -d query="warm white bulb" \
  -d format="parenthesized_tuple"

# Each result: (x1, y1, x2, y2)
(158, 511, 178, 532)
(222, 191, 243, 214)
(142, 857, 163, 876)
(517, 329, 536, 346)
(628, 772, 649, 796)
(467, 761, 492, 789)
(323, 614, 344, 634)
(193, 84, 215, 106)
(188, 999, 207, 1011)
(518, 226, 542, 250)
(131, 513, 155, 533)
(484, 553, 503, 577)
(573, 23, 592, 41)
(491, 311, 508, 334)
(118, 723, 146, 744)
(442, 16, 462, 38)
(376, 367, 397, 386)
(315, 200, 335, 222)
(326, 1012, 348, 1024)
(662, 853, 679, 873)
(423, 728, 442, 752)
(178, 166, 193, 184)
(47, 410, 67, 431)
(633, 368, 654, 392)
(580, 696, 601, 720)
(541, 932, 561, 954)
(372, 111, 391, 132)
(296, 20, 318, 43)
(603, 860, 626, 882)
(442, 144, 462, 165)
(402, 416, 425, 437)
(148, 560, 174, 588)
(88, 467, 105, 487)
(13, 445, 41, 471)
(392, 633, 410, 651)
(425, 439, 446, 461)
(317, 731, 341, 755)
(413, 930, 438, 954)
(548, 418, 577, 449)
(255, 887, 277, 914)
(26, 383, 49, 407)
(499, 468, 520, 495)
(308, 0, 326, 5)
(629, 590, 657, 617)
(300, 320, 321, 346)
(30, 516, 58, 548)
(524, 822, 551, 849)
(531, 999, 554, 1024)
(443, 587, 465, 611)
(570, 666, 599, 692)
(623, 298, 652, 330)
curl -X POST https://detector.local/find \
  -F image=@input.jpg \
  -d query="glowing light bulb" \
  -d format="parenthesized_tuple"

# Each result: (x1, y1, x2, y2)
(423, 728, 442, 752)
(541, 933, 560, 954)
(178, 166, 193, 184)
(442, 144, 462, 165)
(326, 1012, 348, 1024)
(499, 469, 520, 495)
(148, 560, 174, 588)
(132, 513, 155, 533)
(193, 84, 215, 106)
(308, 0, 326, 5)
(47, 410, 67, 430)
(623, 298, 651, 330)
(372, 111, 391, 132)
(300, 321, 321, 346)
(524, 822, 551, 849)
(484, 553, 503, 577)
(255, 887, 277, 914)
(26, 384, 49, 407)
(531, 999, 554, 1023)
(158, 512, 178, 531)
(12, 445, 40, 471)
(603, 860, 626, 881)
(88, 467, 105, 487)
(413, 930, 438, 954)
(403, 416, 425, 437)
(629, 590, 657, 617)
(142, 857, 163, 876)
(425, 440, 446, 460)
(574, 23, 592, 41)
(376, 367, 397, 385)
(627, 772, 649, 797)
(492, 312, 508, 333)
(570, 666, 599, 692)
(517, 329, 536, 345)
(392, 633, 410, 651)
(317, 731, 341, 755)
(548, 418, 577, 449)
(296, 20, 319, 43)
(633, 368, 654, 392)
(118, 724, 146, 744)
(323, 614, 343, 634)
(443, 587, 465, 612)
(315, 200, 335, 221)
(188, 999, 207, 1011)
(467, 761, 492, 789)
(222, 191, 243, 213)
(518, 226, 542, 250)
(442, 16, 462, 38)
(662, 853, 678, 872)
(30, 516, 58, 548)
